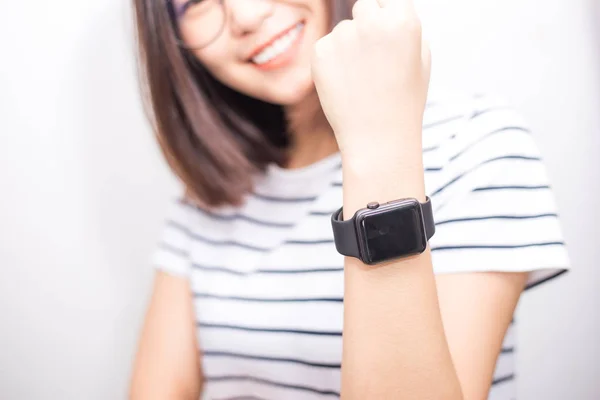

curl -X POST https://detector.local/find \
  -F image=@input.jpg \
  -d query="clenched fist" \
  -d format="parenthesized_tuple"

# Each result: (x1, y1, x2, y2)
(311, 0, 431, 155)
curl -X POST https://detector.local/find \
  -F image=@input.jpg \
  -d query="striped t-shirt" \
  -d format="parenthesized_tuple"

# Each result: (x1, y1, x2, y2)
(153, 92, 570, 400)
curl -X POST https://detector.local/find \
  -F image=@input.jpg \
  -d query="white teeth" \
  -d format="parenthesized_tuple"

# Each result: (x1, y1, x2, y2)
(252, 23, 304, 65)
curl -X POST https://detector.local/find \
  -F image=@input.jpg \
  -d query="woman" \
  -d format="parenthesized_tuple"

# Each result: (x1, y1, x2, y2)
(130, 0, 569, 398)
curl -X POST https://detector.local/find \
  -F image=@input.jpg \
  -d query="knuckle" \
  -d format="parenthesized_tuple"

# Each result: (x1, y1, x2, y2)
(351, 0, 361, 17)
(399, 17, 422, 36)
(358, 11, 379, 30)
(351, 0, 369, 18)
(332, 19, 353, 36)
(374, 16, 395, 35)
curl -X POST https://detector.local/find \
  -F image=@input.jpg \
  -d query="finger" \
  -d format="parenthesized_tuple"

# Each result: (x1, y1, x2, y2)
(352, 0, 379, 20)
(376, 0, 417, 15)
(330, 18, 355, 36)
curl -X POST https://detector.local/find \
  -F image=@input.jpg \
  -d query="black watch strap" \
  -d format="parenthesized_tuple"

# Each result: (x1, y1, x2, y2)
(331, 197, 435, 258)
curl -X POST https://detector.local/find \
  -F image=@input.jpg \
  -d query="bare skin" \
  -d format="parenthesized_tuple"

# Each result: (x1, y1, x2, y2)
(130, 1, 527, 399)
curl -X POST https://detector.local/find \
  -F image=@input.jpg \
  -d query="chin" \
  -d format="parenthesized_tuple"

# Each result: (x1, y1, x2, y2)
(268, 83, 315, 106)
(254, 69, 316, 106)
(216, 66, 314, 106)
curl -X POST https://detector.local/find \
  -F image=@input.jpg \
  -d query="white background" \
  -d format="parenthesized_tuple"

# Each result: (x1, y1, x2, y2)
(0, 0, 598, 399)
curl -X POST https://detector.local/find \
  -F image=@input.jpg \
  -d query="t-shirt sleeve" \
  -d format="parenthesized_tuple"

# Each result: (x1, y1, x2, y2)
(151, 197, 193, 278)
(429, 95, 570, 289)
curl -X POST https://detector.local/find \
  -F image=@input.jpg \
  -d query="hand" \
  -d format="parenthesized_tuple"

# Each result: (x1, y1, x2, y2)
(311, 0, 431, 156)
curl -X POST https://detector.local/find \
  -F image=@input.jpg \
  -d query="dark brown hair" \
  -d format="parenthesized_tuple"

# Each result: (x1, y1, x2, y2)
(133, 0, 354, 207)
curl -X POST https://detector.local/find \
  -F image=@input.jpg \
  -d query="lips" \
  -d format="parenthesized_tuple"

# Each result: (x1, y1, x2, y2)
(247, 21, 305, 62)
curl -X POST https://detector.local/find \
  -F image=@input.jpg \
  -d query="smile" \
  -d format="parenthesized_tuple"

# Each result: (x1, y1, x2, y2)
(250, 22, 305, 69)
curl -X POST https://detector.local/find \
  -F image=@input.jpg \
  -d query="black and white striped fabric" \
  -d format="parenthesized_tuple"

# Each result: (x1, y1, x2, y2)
(153, 92, 569, 400)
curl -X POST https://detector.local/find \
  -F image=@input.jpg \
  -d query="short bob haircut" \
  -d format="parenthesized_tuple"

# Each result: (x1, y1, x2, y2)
(133, 0, 354, 207)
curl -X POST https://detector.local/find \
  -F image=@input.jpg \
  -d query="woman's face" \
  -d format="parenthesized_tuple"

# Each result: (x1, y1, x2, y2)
(174, 0, 330, 105)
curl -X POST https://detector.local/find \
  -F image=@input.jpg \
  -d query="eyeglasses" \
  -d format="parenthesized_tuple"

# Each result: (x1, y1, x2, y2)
(169, 0, 227, 50)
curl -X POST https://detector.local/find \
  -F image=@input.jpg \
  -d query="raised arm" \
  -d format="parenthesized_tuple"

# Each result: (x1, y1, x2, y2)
(312, 0, 526, 398)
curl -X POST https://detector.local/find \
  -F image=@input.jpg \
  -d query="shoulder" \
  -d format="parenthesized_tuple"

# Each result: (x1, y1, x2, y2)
(424, 91, 540, 172)
(424, 90, 532, 149)
(423, 90, 551, 207)
(424, 93, 569, 284)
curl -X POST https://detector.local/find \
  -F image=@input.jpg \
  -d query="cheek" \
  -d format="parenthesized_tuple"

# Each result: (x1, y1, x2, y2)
(191, 45, 229, 72)
(195, 55, 247, 94)
(314, 0, 331, 30)
(190, 46, 242, 87)
(190, 51, 253, 97)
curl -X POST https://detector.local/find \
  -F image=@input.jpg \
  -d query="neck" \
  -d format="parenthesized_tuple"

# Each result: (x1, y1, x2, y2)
(284, 89, 339, 169)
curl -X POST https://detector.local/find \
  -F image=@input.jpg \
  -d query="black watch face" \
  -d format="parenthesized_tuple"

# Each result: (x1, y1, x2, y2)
(358, 201, 427, 264)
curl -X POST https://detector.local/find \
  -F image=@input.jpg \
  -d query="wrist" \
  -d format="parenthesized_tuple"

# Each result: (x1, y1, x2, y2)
(338, 127, 423, 163)
(335, 117, 423, 152)
(341, 146, 424, 177)
(341, 151, 426, 217)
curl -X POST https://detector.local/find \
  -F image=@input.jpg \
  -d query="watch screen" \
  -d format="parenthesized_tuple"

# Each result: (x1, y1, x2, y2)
(360, 203, 427, 264)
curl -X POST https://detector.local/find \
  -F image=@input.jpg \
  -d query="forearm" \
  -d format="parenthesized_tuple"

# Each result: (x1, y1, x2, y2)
(339, 137, 463, 399)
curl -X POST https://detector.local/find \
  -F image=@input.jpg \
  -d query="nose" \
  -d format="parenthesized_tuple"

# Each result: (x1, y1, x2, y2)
(226, 0, 274, 37)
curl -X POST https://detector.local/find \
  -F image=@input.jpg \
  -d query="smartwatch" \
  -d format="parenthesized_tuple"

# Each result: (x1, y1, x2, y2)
(331, 197, 435, 265)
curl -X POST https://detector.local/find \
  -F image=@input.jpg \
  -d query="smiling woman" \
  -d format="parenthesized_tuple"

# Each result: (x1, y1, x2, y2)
(129, 0, 569, 399)
(133, 0, 349, 207)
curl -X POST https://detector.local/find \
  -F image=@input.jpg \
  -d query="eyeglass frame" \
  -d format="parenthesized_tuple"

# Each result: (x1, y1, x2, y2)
(167, 0, 228, 50)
